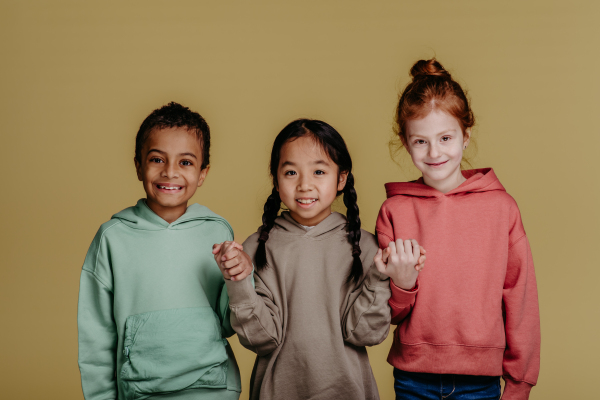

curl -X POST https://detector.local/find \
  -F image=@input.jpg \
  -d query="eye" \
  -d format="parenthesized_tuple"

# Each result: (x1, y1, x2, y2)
(150, 157, 164, 163)
(284, 170, 296, 176)
(315, 170, 325, 175)
(414, 139, 426, 145)
(441, 136, 451, 142)
(180, 160, 193, 166)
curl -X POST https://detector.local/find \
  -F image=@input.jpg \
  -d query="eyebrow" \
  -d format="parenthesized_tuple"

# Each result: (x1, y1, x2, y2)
(281, 159, 331, 167)
(408, 128, 456, 138)
(147, 149, 198, 159)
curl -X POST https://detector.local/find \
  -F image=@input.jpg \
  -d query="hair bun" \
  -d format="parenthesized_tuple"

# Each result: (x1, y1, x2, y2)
(410, 58, 451, 80)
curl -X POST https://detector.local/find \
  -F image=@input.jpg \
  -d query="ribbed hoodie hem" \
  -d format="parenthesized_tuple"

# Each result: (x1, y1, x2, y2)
(387, 342, 505, 376)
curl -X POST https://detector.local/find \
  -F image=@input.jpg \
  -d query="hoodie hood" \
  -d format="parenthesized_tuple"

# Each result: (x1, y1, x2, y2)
(111, 199, 233, 235)
(385, 168, 505, 198)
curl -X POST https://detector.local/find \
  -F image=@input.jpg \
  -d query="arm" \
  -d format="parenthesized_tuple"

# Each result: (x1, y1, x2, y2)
(342, 261, 391, 347)
(501, 233, 540, 399)
(77, 232, 117, 400)
(376, 206, 419, 325)
(217, 282, 235, 338)
(213, 240, 283, 356)
(225, 274, 283, 356)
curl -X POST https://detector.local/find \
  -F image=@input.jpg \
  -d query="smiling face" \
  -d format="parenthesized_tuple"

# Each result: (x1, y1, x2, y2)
(276, 136, 347, 226)
(134, 126, 209, 223)
(405, 109, 470, 193)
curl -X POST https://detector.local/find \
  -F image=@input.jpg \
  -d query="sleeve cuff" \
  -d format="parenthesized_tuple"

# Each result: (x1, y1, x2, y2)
(502, 378, 533, 400)
(389, 279, 418, 307)
(224, 275, 256, 306)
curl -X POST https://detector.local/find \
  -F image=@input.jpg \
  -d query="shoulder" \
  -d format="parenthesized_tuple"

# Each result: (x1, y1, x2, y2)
(188, 204, 234, 240)
(242, 231, 261, 259)
(358, 229, 379, 263)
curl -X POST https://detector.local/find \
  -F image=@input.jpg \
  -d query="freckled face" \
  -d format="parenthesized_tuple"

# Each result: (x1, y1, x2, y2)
(405, 109, 470, 193)
(276, 136, 347, 226)
(135, 127, 208, 222)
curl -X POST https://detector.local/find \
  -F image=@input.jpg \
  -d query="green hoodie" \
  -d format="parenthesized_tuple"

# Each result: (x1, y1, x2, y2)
(78, 199, 241, 400)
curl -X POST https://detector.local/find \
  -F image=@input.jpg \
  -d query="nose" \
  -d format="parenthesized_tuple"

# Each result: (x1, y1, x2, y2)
(428, 143, 440, 159)
(297, 174, 312, 191)
(161, 161, 179, 179)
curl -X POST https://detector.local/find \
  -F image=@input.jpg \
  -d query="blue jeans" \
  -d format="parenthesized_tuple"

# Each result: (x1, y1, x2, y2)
(393, 369, 501, 400)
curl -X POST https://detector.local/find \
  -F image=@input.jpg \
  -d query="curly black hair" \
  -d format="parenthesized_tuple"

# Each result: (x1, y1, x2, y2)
(135, 102, 210, 169)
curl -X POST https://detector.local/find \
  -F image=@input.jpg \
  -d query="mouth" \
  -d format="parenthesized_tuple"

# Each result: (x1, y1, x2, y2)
(425, 160, 448, 167)
(296, 198, 317, 208)
(156, 184, 184, 192)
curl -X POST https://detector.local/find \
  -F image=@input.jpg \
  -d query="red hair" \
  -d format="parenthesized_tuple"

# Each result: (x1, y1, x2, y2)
(395, 59, 474, 146)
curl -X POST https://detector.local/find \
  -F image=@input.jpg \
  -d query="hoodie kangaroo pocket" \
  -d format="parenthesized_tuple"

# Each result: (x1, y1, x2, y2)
(120, 307, 228, 400)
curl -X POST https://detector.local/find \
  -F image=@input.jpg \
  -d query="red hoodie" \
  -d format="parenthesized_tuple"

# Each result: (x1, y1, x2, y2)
(376, 168, 540, 400)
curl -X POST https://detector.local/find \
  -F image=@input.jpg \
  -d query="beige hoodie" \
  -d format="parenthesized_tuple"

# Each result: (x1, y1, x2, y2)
(225, 212, 391, 400)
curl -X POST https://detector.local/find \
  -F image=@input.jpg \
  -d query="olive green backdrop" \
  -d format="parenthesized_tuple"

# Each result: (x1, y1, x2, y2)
(1, 1, 598, 399)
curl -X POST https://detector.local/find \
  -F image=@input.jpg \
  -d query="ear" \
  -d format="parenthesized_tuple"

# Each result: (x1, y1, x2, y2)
(197, 165, 210, 187)
(337, 171, 349, 192)
(463, 128, 471, 148)
(134, 158, 143, 181)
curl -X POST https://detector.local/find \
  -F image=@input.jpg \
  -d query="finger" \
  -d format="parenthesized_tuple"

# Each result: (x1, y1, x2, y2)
(373, 249, 387, 274)
(411, 239, 420, 261)
(420, 246, 427, 255)
(415, 263, 425, 272)
(403, 239, 414, 257)
(230, 265, 253, 281)
(227, 263, 247, 277)
(222, 248, 240, 261)
(231, 241, 244, 251)
(222, 257, 242, 270)
(382, 247, 390, 263)
(389, 240, 398, 255)
(212, 243, 223, 254)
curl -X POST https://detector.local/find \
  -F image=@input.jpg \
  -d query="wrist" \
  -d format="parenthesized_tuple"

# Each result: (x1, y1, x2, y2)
(391, 276, 417, 291)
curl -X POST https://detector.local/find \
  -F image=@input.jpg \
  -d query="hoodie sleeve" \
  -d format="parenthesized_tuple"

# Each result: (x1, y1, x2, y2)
(376, 203, 418, 325)
(501, 206, 540, 400)
(77, 226, 118, 400)
(225, 273, 283, 356)
(342, 262, 391, 347)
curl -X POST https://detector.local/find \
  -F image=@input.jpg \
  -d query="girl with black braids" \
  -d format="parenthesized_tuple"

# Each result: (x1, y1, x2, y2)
(212, 119, 423, 400)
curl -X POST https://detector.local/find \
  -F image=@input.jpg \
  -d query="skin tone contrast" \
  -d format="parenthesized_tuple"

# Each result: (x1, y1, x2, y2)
(404, 109, 471, 194)
(135, 126, 209, 224)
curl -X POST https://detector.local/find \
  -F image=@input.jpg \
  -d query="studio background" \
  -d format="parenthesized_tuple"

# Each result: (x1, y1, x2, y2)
(1, 1, 598, 399)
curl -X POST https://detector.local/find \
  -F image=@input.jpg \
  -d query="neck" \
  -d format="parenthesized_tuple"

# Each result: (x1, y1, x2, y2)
(423, 169, 466, 193)
(145, 200, 187, 224)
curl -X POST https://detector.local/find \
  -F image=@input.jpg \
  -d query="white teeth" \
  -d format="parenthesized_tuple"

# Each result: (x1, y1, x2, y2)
(297, 199, 316, 204)
(159, 185, 181, 190)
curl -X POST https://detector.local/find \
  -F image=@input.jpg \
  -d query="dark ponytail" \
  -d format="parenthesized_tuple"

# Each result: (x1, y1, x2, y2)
(343, 172, 363, 284)
(257, 119, 363, 283)
(254, 187, 281, 270)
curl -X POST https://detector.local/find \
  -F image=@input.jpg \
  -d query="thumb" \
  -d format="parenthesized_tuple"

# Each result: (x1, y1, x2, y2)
(212, 243, 222, 254)
(374, 249, 387, 274)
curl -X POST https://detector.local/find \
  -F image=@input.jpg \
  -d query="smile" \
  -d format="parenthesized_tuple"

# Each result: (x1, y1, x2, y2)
(425, 160, 448, 167)
(156, 184, 183, 190)
(296, 198, 317, 204)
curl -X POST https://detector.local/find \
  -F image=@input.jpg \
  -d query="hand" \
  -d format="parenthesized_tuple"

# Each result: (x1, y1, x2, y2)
(374, 239, 424, 290)
(212, 241, 253, 281)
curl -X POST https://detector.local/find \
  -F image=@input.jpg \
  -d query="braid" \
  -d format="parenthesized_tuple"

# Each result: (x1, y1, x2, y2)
(255, 187, 281, 270)
(342, 172, 363, 284)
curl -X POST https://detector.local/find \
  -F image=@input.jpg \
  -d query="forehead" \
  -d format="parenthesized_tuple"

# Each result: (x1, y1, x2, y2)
(279, 136, 331, 163)
(406, 109, 462, 137)
(144, 126, 202, 153)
